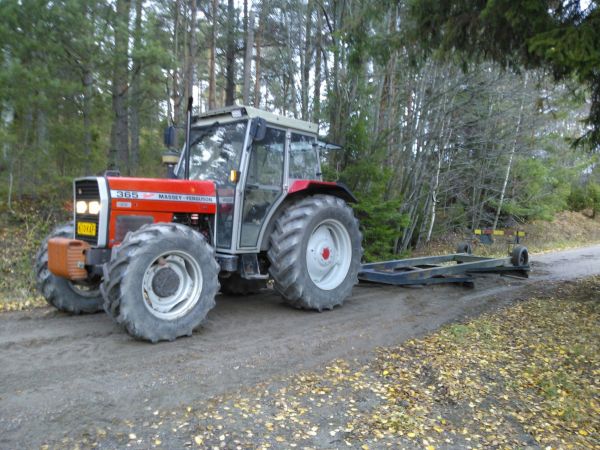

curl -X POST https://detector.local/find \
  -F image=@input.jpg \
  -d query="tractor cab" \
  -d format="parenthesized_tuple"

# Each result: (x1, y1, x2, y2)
(172, 106, 321, 254)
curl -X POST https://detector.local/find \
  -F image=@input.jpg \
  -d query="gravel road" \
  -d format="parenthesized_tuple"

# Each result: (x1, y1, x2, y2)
(1, 244, 599, 448)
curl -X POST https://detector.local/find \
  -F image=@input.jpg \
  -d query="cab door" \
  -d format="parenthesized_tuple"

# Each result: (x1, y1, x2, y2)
(239, 127, 286, 248)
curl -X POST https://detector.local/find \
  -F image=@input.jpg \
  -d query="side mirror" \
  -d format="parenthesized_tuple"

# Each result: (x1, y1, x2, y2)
(249, 117, 267, 143)
(164, 125, 176, 148)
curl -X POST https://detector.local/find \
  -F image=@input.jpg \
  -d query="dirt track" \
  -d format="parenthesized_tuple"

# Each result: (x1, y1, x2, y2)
(1, 245, 599, 449)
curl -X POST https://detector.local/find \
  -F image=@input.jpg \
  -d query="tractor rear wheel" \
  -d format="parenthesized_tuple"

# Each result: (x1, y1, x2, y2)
(35, 222, 103, 314)
(101, 223, 219, 342)
(268, 195, 362, 311)
(220, 274, 266, 295)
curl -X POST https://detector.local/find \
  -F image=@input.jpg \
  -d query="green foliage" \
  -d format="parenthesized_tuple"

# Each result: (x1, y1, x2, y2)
(568, 182, 600, 217)
(0, 0, 595, 261)
(502, 157, 572, 221)
(0, 0, 169, 199)
(324, 113, 408, 261)
(410, 0, 600, 150)
(353, 175, 409, 262)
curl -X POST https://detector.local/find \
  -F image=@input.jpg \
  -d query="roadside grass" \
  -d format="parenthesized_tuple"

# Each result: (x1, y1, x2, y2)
(0, 200, 67, 311)
(51, 277, 600, 450)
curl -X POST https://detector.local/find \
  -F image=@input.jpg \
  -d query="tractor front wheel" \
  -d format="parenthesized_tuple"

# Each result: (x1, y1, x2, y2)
(101, 223, 220, 342)
(268, 195, 362, 311)
(35, 222, 103, 314)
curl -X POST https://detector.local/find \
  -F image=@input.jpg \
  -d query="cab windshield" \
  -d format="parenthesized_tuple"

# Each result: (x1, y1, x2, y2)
(176, 120, 248, 183)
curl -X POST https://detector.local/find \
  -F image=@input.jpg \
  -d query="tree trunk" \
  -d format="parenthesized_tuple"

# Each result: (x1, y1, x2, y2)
(253, 7, 263, 108)
(242, 10, 254, 105)
(301, 0, 313, 121)
(110, 0, 131, 174)
(225, 0, 236, 106)
(185, 0, 197, 105)
(130, 0, 143, 174)
(208, 0, 217, 110)
(313, 9, 322, 127)
(82, 69, 93, 175)
(492, 74, 528, 230)
(171, 0, 182, 130)
(426, 147, 443, 242)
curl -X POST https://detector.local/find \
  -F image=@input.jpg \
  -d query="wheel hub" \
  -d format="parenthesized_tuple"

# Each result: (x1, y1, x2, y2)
(151, 266, 180, 297)
(306, 219, 352, 290)
(141, 252, 203, 320)
(314, 243, 335, 266)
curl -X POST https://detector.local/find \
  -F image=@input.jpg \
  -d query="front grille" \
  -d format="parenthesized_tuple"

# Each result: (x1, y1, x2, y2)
(75, 179, 100, 200)
(75, 179, 100, 245)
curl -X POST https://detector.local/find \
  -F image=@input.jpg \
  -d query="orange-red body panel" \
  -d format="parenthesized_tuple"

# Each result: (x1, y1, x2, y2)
(105, 177, 217, 246)
(288, 180, 357, 202)
(288, 180, 338, 193)
(107, 177, 217, 214)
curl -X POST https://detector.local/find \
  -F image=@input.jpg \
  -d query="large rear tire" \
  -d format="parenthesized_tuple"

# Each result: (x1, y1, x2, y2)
(101, 223, 220, 342)
(268, 195, 362, 311)
(35, 222, 103, 314)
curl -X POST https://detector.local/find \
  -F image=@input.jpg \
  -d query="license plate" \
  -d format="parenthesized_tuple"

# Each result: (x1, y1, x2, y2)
(77, 221, 96, 236)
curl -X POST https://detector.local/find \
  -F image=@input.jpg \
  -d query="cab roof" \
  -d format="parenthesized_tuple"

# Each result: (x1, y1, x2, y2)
(193, 105, 318, 135)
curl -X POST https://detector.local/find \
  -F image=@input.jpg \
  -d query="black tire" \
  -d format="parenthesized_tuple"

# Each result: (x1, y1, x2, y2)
(268, 195, 363, 311)
(220, 274, 266, 295)
(511, 245, 529, 266)
(35, 222, 103, 314)
(101, 223, 220, 342)
(456, 241, 473, 254)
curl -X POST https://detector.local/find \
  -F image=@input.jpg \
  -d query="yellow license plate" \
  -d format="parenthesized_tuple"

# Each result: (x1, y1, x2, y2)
(77, 221, 96, 236)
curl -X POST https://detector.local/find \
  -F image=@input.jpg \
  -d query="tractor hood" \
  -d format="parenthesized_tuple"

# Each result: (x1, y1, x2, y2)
(107, 177, 217, 215)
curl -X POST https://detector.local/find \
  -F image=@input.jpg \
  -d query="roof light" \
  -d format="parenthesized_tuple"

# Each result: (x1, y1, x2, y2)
(231, 109, 243, 118)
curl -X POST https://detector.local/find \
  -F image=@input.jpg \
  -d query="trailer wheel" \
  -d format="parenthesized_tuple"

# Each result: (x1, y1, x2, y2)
(220, 274, 266, 295)
(35, 222, 103, 314)
(268, 195, 362, 311)
(101, 223, 219, 342)
(511, 245, 529, 266)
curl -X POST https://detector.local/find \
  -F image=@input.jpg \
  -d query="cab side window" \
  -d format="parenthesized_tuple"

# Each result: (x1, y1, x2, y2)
(289, 133, 319, 180)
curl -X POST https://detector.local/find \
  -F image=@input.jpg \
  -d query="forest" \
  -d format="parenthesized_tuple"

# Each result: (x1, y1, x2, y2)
(1, 0, 599, 259)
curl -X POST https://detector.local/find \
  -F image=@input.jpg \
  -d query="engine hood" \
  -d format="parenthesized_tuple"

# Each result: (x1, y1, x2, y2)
(107, 177, 217, 214)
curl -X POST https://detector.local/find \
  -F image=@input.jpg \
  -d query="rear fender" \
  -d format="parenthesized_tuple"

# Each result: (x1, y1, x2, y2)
(287, 180, 357, 203)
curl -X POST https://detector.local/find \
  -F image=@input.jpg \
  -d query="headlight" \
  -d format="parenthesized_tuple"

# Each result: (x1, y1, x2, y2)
(76, 200, 101, 215)
(88, 201, 101, 215)
(76, 201, 88, 214)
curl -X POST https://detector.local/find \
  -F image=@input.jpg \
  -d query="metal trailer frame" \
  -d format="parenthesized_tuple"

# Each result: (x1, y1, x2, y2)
(358, 253, 530, 287)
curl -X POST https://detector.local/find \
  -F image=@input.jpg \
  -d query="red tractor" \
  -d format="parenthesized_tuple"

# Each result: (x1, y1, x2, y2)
(36, 105, 363, 342)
